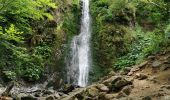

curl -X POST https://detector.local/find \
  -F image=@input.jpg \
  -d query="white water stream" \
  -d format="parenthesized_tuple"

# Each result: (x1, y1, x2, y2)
(67, 0, 91, 87)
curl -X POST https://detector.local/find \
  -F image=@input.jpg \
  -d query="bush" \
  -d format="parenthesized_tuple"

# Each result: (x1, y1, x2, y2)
(114, 27, 165, 69)
(2, 71, 16, 81)
(0, 25, 44, 81)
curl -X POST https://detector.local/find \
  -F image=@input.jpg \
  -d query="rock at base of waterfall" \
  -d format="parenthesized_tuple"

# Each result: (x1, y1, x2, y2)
(87, 87, 99, 97)
(96, 84, 109, 92)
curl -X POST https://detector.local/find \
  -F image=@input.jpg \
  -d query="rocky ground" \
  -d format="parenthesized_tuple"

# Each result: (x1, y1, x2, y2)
(0, 50, 170, 100)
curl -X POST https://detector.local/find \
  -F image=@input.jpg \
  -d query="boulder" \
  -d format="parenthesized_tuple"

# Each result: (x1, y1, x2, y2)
(127, 71, 134, 76)
(160, 64, 170, 71)
(108, 71, 116, 76)
(0, 97, 13, 100)
(43, 90, 54, 96)
(114, 78, 132, 89)
(87, 87, 99, 97)
(120, 67, 132, 75)
(46, 95, 54, 100)
(142, 96, 152, 100)
(148, 56, 155, 60)
(135, 73, 148, 80)
(62, 84, 76, 94)
(121, 85, 133, 95)
(128, 61, 148, 76)
(161, 85, 170, 89)
(134, 61, 148, 70)
(16, 93, 28, 100)
(20, 95, 37, 100)
(34, 92, 42, 97)
(116, 92, 127, 98)
(104, 93, 117, 99)
(103, 76, 122, 86)
(53, 93, 60, 99)
(152, 61, 162, 68)
(98, 92, 106, 99)
(96, 84, 109, 92)
(164, 96, 170, 100)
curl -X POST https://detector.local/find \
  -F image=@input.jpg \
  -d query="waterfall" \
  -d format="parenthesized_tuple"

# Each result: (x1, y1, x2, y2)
(67, 0, 91, 87)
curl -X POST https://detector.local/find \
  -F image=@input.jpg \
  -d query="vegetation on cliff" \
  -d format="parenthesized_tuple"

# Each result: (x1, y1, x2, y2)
(0, 0, 81, 82)
(0, 0, 169, 84)
(90, 0, 170, 81)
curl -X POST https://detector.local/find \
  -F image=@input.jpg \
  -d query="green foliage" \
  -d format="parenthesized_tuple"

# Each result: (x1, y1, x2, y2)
(12, 47, 44, 81)
(0, 24, 23, 42)
(2, 71, 16, 81)
(0, 0, 57, 82)
(0, 35, 44, 81)
(90, 0, 169, 73)
(165, 24, 170, 39)
(114, 27, 165, 69)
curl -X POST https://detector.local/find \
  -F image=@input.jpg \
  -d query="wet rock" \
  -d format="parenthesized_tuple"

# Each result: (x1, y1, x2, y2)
(127, 71, 134, 76)
(128, 61, 148, 76)
(20, 95, 37, 100)
(148, 56, 155, 60)
(43, 90, 54, 96)
(34, 92, 42, 97)
(46, 95, 54, 100)
(145, 86, 150, 88)
(164, 58, 170, 64)
(160, 64, 170, 71)
(119, 97, 134, 100)
(153, 92, 165, 97)
(0, 84, 3, 87)
(164, 96, 170, 100)
(53, 93, 60, 99)
(83, 96, 92, 100)
(161, 85, 170, 89)
(121, 85, 133, 95)
(142, 96, 152, 100)
(17, 93, 28, 100)
(2, 82, 14, 96)
(124, 77, 134, 82)
(104, 93, 117, 99)
(133, 61, 148, 70)
(96, 84, 109, 92)
(0, 97, 13, 100)
(74, 98, 78, 100)
(114, 78, 132, 89)
(148, 76, 158, 83)
(58, 92, 67, 97)
(103, 76, 122, 86)
(108, 71, 116, 76)
(152, 61, 162, 68)
(98, 92, 106, 99)
(116, 92, 127, 98)
(120, 67, 132, 75)
(0, 87, 6, 95)
(135, 73, 148, 80)
(87, 87, 99, 97)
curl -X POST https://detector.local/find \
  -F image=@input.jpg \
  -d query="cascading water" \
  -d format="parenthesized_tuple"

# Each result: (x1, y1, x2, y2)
(67, 0, 91, 87)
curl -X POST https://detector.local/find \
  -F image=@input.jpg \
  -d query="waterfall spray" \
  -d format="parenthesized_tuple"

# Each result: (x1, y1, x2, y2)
(67, 0, 91, 87)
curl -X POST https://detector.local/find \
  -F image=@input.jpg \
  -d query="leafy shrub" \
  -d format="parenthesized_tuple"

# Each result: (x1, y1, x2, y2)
(2, 71, 16, 81)
(163, 24, 170, 47)
(0, 25, 44, 81)
(114, 27, 165, 69)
